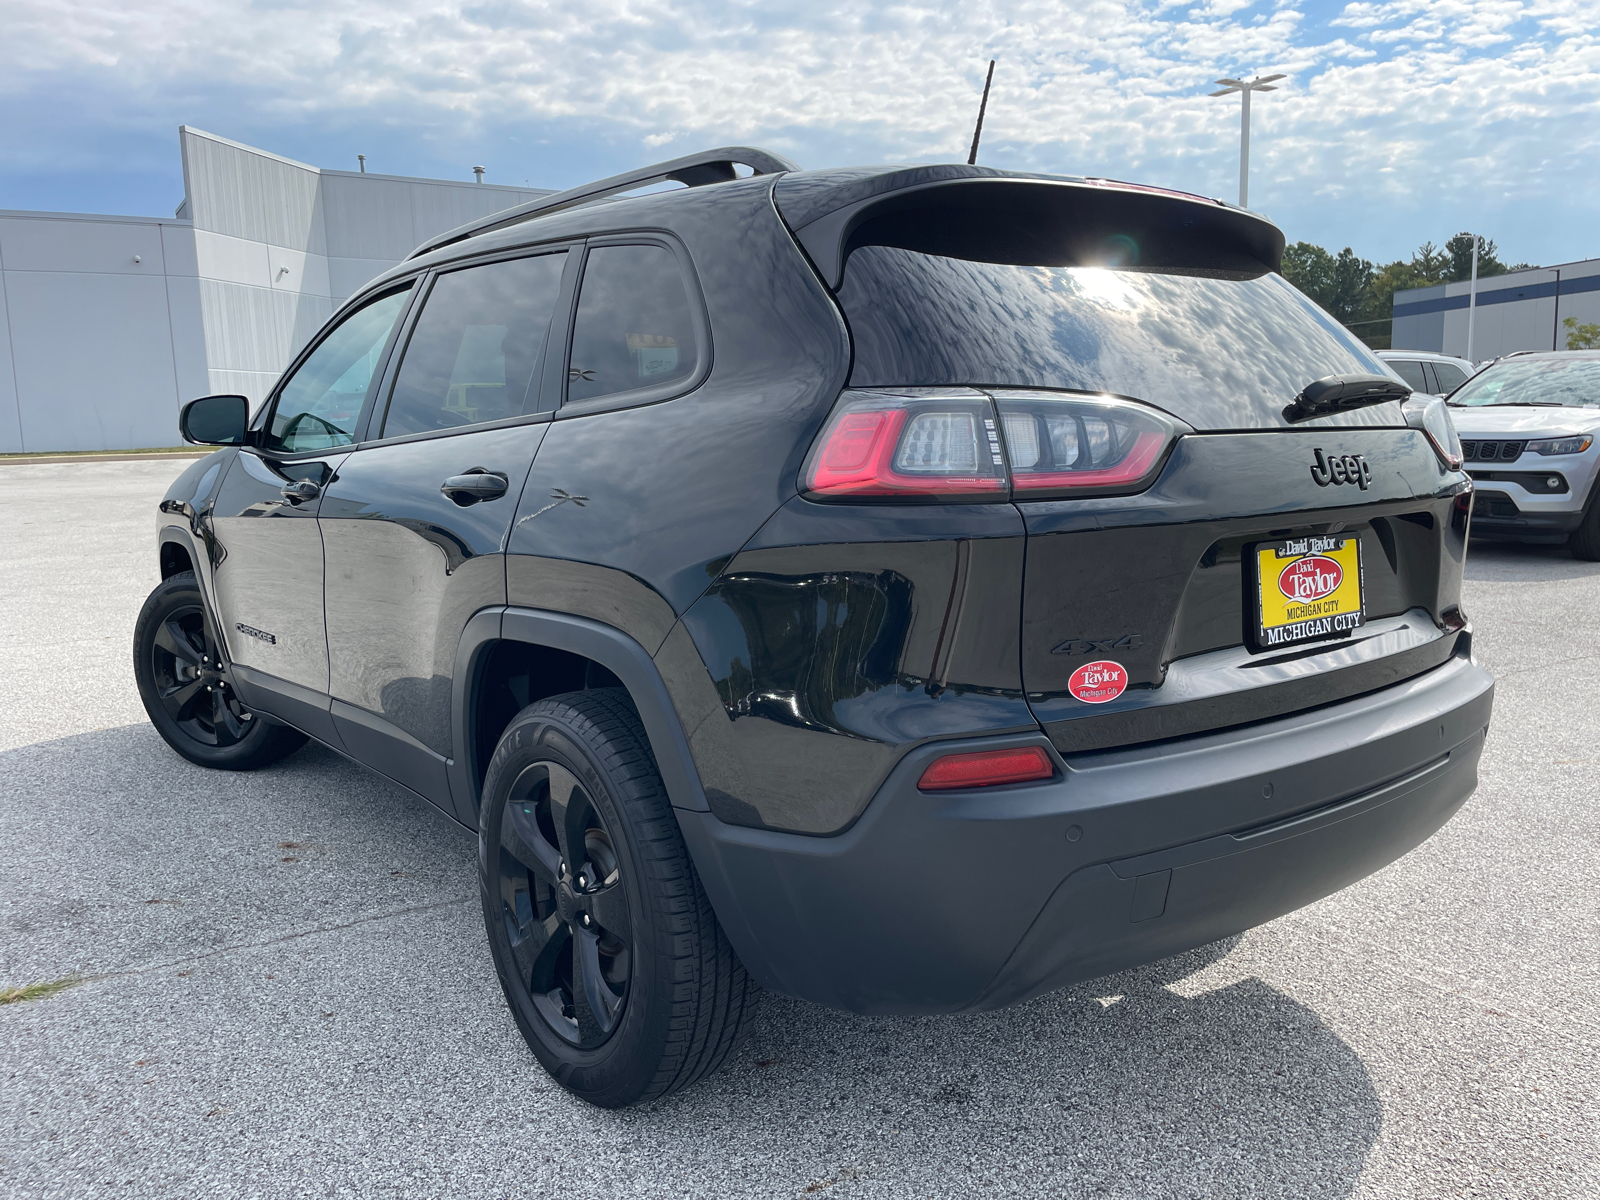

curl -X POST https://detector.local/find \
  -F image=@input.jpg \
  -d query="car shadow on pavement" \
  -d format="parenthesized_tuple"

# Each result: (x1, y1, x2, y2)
(629, 939, 1382, 1197)
(1, 723, 1382, 1198)
(1465, 538, 1600, 581)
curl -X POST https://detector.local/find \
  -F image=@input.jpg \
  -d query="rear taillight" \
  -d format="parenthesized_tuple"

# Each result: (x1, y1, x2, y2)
(992, 391, 1183, 497)
(803, 393, 1007, 499)
(917, 745, 1055, 790)
(802, 389, 1184, 502)
(1403, 395, 1464, 470)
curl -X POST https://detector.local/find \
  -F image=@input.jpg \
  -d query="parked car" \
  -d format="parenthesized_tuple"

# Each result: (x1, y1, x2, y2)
(1446, 350, 1600, 557)
(138, 148, 1494, 1108)
(1377, 350, 1478, 397)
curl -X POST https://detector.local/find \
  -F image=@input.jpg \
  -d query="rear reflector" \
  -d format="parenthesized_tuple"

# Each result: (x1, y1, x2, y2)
(916, 745, 1055, 791)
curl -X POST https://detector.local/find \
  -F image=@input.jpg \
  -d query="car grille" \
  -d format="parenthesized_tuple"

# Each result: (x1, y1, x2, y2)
(1472, 489, 1521, 518)
(1461, 440, 1525, 462)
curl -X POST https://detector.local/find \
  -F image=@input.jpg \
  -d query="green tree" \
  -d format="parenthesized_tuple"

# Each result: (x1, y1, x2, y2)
(1445, 232, 1507, 282)
(1281, 242, 1373, 326)
(1564, 316, 1600, 350)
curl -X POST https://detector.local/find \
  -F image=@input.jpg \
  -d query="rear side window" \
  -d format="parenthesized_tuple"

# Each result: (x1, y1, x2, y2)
(1432, 362, 1470, 393)
(1388, 359, 1430, 392)
(566, 244, 700, 406)
(838, 247, 1391, 419)
(382, 252, 566, 439)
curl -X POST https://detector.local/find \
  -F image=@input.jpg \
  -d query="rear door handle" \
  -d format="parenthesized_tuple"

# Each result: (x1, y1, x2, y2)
(441, 470, 509, 505)
(280, 480, 321, 503)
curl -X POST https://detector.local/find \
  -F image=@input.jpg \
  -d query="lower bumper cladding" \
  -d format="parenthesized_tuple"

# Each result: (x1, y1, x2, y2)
(679, 651, 1494, 1015)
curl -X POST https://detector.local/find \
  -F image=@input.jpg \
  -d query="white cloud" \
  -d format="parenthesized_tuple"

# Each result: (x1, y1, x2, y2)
(0, 0, 1596, 259)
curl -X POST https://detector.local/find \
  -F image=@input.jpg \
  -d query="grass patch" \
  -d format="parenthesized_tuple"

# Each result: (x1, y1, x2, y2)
(0, 977, 83, 1005)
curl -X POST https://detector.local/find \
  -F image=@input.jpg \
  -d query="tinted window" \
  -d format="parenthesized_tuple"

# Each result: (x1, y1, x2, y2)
(1452, 358, 1600, 407)
(838, 248, 1391, 419)
(1432, 362, 1470, 393)
(266, 286, 411, 454)
(567, 245, 699, 405)
(382, 253, 567, 438)
(1387, 359, 1430, 392)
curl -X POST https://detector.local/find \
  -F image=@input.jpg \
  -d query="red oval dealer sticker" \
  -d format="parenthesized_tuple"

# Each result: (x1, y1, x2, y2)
(1278, 554, 1344, 603)
(1068, 660, 1128, 704)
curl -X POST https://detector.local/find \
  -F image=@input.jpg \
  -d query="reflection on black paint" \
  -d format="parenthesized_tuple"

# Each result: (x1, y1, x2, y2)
(701, 570, 913, 735)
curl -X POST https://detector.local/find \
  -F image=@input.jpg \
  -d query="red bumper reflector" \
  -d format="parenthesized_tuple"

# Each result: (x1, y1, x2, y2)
(916, 745, 1055, 791)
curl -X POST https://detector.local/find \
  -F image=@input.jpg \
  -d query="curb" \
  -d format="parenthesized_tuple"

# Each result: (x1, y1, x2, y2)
(0, 451, 212, 466)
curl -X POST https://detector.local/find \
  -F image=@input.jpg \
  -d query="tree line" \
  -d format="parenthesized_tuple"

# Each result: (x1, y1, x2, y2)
(1279, 233, 1533, 350)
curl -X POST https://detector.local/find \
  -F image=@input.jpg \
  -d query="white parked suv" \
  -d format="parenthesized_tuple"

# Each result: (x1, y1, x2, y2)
(1378, 350, 1478, 397)
(1447, 350, 1600, 558)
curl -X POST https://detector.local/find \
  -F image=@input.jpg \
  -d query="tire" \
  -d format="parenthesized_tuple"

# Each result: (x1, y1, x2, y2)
(479, 687, 761, 1108)
(1568, 494, 1600, 560)
(132, 570, 308, 770)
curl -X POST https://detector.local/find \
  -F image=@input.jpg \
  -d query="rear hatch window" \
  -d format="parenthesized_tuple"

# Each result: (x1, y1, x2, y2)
(838, 246, 1400, 431)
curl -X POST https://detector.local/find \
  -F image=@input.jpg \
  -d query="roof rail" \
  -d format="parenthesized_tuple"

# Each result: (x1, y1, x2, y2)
(408, 146, 801, 260)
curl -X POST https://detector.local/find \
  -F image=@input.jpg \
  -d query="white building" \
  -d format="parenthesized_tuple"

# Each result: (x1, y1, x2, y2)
(1391, 257, 1600, 360)
(0, 127, 549, 453)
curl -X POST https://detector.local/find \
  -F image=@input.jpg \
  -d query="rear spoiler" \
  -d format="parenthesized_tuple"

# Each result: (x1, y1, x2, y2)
(775, 167, 1285, 290)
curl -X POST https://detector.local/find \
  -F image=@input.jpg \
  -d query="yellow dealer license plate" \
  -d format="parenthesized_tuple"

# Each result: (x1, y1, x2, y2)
(1252, 535, 1365, 651)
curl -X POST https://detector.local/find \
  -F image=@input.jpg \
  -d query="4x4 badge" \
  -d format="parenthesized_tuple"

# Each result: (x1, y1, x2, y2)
(1310, 448, 1372, 490)
(1052, 633, 1142, 656)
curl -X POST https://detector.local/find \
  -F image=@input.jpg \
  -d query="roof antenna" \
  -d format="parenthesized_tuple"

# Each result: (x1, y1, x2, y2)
(357, 154, 367, 173)
(968, 59, 996, 165)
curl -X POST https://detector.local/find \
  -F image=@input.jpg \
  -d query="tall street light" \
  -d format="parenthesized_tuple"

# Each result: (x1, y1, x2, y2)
(1209, 74, 1285, 209)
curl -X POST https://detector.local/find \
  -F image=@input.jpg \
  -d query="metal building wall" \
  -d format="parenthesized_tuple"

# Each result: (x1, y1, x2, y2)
(179, 127, 549, 409)
(0, 210, 208, 452)
(1393, 258, 1600, 360)
(3, 129, 551, 450)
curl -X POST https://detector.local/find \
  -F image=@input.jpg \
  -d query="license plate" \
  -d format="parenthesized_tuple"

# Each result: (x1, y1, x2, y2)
(1251, 536, 1365, 651)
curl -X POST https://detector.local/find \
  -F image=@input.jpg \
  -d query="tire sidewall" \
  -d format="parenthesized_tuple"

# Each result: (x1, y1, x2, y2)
(478, 705, 669, 1106)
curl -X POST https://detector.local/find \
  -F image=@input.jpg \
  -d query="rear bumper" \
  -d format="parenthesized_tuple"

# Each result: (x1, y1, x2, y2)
(679, 650, 1493, 1015)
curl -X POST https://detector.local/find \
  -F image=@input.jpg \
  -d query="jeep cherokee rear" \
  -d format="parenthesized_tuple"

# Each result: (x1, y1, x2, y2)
(140, 148, 1493, 1108)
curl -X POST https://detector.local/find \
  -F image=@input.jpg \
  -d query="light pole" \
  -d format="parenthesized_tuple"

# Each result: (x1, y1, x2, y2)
(1466, 235, 1482, 362)
(1209, 74, 1285, 209)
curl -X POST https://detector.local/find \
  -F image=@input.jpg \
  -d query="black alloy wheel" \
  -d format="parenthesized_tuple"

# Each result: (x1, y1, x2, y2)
(479, 688, 761, 1108)
(133, 571, 307, 770)
(497, 760, 633, 1047)
(150, 603, 249, 747)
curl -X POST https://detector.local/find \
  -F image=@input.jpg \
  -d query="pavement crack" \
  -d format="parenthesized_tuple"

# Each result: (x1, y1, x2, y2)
(82, 898, 475, 984)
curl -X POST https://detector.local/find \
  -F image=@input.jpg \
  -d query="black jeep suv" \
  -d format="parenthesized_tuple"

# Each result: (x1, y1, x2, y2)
(138, 148, 1493, 1108)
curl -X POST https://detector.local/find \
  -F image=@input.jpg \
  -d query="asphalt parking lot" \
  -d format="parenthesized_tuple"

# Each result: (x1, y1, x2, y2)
(1, 459, 1596, 1199)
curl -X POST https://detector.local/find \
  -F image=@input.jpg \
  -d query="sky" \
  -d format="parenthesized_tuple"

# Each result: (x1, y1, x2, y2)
(1, 0, 1596, 267)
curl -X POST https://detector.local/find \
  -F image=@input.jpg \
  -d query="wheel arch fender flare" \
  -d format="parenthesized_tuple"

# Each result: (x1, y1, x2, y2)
(449, 606, 711, 827)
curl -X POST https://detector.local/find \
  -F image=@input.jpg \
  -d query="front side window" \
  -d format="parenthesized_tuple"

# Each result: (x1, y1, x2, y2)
(1387, 360, 1430, 393)
(265, 286, 411, 454)
(566, 244, 700, 405)
(381, 252, 568, 439)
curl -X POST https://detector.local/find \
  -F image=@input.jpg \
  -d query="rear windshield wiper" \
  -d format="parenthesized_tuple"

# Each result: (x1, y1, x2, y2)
(1282, 374, 1410, 424)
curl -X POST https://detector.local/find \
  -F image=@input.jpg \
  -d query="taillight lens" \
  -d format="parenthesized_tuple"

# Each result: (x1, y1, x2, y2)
(1403, 395, 1464, 470)
(802, 389, 1183, 502)
(803, 393, 1007, 500)
(992, 391, 1183, 497)
(917, 745, 1055, 790)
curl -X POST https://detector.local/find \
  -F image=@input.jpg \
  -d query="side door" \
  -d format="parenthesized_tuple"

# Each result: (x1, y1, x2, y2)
(318, 248, 575, 813)
(211, 284, 415, 742)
